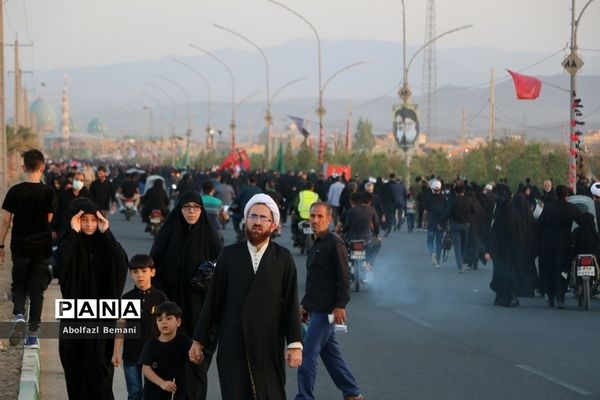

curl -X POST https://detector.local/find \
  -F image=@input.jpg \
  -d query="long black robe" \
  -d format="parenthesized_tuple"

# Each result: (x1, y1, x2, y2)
(489, 197, 538, 306)
(57, 228, 128, 400)
(150, 191, 222, 400)
(537, 197, 582, 301)
(194, 241, 303, 400)
(464, 192, 487, 268)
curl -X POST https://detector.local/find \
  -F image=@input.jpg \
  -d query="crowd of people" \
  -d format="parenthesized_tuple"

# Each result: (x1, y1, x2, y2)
(2, 149, 600, 399)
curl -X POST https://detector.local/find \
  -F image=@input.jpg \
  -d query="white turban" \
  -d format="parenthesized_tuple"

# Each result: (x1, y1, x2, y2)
(244, 193, 280, 227)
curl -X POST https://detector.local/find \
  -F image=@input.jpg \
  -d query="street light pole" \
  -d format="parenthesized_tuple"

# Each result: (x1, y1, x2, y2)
(213, 24, 274, 164)
(172, 58, 213, 150)
(140, 90, 165, 137)
(565, 0, 594, 192)
(147, 83, 177, 167)
(156, 74, 192, 167)
(399, 23, 473, 104)
(189, 44, 237, 150)
(268, 0, 325, 165)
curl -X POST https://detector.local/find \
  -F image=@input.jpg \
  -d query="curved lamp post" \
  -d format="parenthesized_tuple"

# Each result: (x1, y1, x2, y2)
(213, 23, 275, 161)
(189, 44, 237, 150)
(155, 74, 192, 166)
(268, 0, 327, 164)
(171, 57, 214, 150)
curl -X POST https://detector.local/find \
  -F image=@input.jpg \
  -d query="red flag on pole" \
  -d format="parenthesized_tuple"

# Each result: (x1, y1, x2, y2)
(506, 70, 542, 100)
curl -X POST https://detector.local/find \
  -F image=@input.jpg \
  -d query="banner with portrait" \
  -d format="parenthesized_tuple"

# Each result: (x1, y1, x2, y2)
(392, 104, 420, 150)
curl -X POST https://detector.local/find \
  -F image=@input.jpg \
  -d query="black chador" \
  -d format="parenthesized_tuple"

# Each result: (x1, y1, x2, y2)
(57, 202, 128, 400)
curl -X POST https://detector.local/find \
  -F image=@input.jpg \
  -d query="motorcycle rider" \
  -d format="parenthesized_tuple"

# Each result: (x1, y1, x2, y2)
(291, 182, 320, 248)
(141, 178, 169, 232)
(117, 173, 140, 213)
(342, 191, 382, 272)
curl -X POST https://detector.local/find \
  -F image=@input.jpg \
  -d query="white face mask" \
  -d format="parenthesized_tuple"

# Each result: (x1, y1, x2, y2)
(72, 180, 84, 190)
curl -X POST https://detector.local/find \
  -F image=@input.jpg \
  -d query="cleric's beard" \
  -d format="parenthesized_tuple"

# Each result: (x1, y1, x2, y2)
(246, 225, 271, 246)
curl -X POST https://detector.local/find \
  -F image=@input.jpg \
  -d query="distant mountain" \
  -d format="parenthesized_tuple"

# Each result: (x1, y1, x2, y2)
(24, 39, 600, 143)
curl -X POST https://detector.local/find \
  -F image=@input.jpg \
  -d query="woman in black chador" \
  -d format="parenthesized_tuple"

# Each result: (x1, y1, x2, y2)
(487, 196, 538, 307)
(150, 191, 222, 400)
(57, 198, 128, 399)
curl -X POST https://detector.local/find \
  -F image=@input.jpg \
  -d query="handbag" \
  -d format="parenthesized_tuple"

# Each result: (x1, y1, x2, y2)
(190, 260, 216, 291)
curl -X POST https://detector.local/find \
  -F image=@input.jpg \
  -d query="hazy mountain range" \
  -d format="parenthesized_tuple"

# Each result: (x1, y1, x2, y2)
(23, 39, 600, 143)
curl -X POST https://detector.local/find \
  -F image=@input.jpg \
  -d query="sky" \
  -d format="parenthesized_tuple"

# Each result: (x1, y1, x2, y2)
(4, 0, 599, 71)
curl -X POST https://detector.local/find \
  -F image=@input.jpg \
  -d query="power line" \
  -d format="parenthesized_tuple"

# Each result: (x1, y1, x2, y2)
(3, 0, 14, 34)
(21, 0, 31, 42)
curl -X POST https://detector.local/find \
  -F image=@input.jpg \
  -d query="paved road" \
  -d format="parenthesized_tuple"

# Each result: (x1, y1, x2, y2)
(41, 211, 600, 400)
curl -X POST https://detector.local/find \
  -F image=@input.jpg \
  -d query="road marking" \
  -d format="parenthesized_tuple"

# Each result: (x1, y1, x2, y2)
(393, 310, 434, 328)
(516, 364, 593, 396)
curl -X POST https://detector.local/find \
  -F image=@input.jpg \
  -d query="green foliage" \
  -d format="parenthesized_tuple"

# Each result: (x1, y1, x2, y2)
(412, 149, 455, 182)
(6, 125, 38, 154)
(192, 150, 223, 170)
(249, 153, 265, 170)
(296, 143, 318, 171)
(353, 118, 375, 151)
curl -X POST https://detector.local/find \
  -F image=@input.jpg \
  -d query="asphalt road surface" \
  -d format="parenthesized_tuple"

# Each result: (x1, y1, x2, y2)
(45, 211, 600, 400)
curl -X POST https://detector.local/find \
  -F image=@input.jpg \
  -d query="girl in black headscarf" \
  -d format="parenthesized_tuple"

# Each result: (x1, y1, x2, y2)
(150, 191, 222, 400)
(57, 198, 128, 400)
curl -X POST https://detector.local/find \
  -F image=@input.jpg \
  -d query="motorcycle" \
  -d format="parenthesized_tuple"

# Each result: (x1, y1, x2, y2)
(123, 198, 136, 221)
(348, 240, 366, 292)
(148, 209, 164, 237)
(571, 254, 599, 310)
(297, 220, 313, 255)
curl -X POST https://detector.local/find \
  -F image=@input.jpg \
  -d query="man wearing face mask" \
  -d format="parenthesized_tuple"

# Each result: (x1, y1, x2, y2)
(52, 171, 91, 239)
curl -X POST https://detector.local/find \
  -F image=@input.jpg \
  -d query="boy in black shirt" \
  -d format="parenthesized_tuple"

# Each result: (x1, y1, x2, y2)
(140, 301, 196, 399)
(112, 254, 167, 400)
(0, 149, 56, 347)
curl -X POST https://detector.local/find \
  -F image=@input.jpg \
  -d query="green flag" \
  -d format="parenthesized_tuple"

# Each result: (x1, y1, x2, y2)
(275, 142, 284, 173)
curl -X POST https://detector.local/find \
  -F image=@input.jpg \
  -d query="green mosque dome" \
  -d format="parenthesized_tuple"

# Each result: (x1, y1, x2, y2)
(29, 98, 56, 132)
(87, 117, 106, 134)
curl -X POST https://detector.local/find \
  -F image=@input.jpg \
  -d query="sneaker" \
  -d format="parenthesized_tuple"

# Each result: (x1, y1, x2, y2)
(24, 336, 39, 349)
(431, 253, 438, 267)
(9, 314, 26, 346)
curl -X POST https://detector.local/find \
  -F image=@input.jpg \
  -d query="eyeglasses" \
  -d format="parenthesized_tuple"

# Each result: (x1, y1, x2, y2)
(247, 213, 272, 223)
(182, 204, 202, 212)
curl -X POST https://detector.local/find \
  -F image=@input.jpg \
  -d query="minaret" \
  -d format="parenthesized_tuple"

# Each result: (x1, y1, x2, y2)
(61, 74, 70, 152)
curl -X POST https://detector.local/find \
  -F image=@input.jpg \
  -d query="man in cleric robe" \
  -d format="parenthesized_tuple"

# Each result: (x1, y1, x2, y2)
(189, 193, 303, 399)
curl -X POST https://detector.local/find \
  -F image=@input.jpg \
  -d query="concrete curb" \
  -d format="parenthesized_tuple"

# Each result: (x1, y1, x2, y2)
(18, 346, 40, 400)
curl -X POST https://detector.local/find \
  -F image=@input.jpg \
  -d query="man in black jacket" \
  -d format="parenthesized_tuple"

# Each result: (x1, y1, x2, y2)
(296, 202, 365, 400)
(89, 166, 115, 217)
(445, 185, 473, 273)
(424, 180, 447, 267)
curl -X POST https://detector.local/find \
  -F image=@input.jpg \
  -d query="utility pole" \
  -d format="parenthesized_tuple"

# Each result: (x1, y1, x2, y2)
(562, 0, 593, 192)
(7, 38, 33, 131)
(0, 0, 6, 194)
(421, 0, 438, 139)
(460, 108, 467, 145)
(488, 68, 496, 142)
(345, 100, 352, 152)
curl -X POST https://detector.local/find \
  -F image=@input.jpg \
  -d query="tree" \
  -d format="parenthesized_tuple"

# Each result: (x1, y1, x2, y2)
(353, 118, 375, 151)
(296, 143, 318, 171)
(6, 125, 38, 154)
